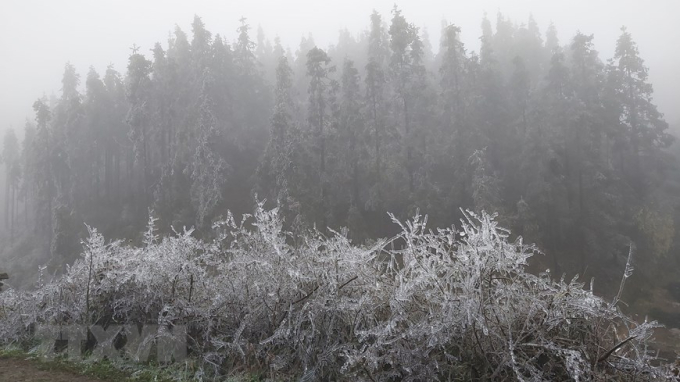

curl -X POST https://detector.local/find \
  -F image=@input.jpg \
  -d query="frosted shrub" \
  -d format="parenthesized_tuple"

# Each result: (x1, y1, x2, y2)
(0, 204, 674, 380)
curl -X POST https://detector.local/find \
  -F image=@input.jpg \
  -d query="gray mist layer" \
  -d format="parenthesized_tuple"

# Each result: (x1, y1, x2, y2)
(2, 0, 679, 131)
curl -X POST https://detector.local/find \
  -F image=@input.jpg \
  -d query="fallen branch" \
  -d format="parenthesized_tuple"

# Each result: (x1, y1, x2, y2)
(597, 335, 637, 363)
(338, 275, 358, 291)
(292, 285, 320, 305)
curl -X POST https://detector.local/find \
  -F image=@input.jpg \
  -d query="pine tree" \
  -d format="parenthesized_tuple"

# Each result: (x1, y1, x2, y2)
(2, 128, 20, 241)
(260, 56, 309, 223)
(340, 59, 363, 207)
(189, 69, 229, 227)
(338, 58, 367, 238)
(611, 27, 672, 193)
(20, 121, 36, 229)
(545, 22, 560, 56)
(365, 11, 389, 209)
(102, 65, 128, 205)
(52, 63, 82, 202)
(514, 15, 545, 82)
(125, 47, 153, 206)
(479, 13, 495, 68)
(476, 14, 509, 172)
(191, 15, 212, 69)
(269, 56, 295, 192)
(439, 24, 466, 136)
(436, 23, 472, 218)
(83, 68, 107, 202)
(510, 56, 530, 135)
(306, 47, 335, 228)
(388, 6, 425, 195)
(232, 17, 271, 150)
(32, 98, 53, 257)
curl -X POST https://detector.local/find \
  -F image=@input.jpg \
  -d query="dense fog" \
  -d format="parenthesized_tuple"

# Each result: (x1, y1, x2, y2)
(1, 2, 680, 380)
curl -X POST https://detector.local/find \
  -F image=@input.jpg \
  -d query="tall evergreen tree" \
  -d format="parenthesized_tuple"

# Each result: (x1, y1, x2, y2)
(260, 56, 312, 225)
(340, 59, 363, 208)
(306, 47, 335, 228)
(189, 69, 229, 227)
(20, 121, 36, 229)
(32, 98, 53, 257)
(125, 47, 153, 207)
(365, 11, 389, 210)
(2, 128, 20, 241)
(388, 6, 425, 196)
(611, 27, 672, 194)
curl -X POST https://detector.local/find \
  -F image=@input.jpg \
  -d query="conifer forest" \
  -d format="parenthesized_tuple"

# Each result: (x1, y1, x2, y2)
(2, 6, 680, 381)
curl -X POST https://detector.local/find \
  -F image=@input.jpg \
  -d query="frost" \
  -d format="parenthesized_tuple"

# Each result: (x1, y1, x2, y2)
(0, 205, 671, 380)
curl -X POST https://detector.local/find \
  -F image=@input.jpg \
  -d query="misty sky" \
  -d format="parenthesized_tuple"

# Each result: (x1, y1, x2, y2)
(2, 0, 679, 133)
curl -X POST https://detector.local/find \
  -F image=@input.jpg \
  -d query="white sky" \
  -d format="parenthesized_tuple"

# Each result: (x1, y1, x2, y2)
(1, 0, 679, 132)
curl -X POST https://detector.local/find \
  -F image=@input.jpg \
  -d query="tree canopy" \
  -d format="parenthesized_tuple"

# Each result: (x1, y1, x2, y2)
(0, 12, 677, 301)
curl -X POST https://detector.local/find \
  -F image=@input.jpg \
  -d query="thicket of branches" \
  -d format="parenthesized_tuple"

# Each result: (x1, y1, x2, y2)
(1, 8, 678, 294)
(0, 203, 676, 380)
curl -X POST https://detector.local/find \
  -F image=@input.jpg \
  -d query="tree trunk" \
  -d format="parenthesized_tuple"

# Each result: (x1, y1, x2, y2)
(4, 168, 9, 230)
(404, 97, 413, 194)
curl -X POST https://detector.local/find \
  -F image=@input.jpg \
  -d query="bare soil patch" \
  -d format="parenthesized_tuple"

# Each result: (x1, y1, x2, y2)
(0, 356, 103, 382)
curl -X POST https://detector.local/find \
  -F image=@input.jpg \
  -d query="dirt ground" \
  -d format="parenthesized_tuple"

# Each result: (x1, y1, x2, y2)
(0, 356, 103, 382)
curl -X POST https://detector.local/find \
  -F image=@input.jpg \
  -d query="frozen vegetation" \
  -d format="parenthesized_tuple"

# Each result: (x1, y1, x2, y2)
(0, 203, 676, 381)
